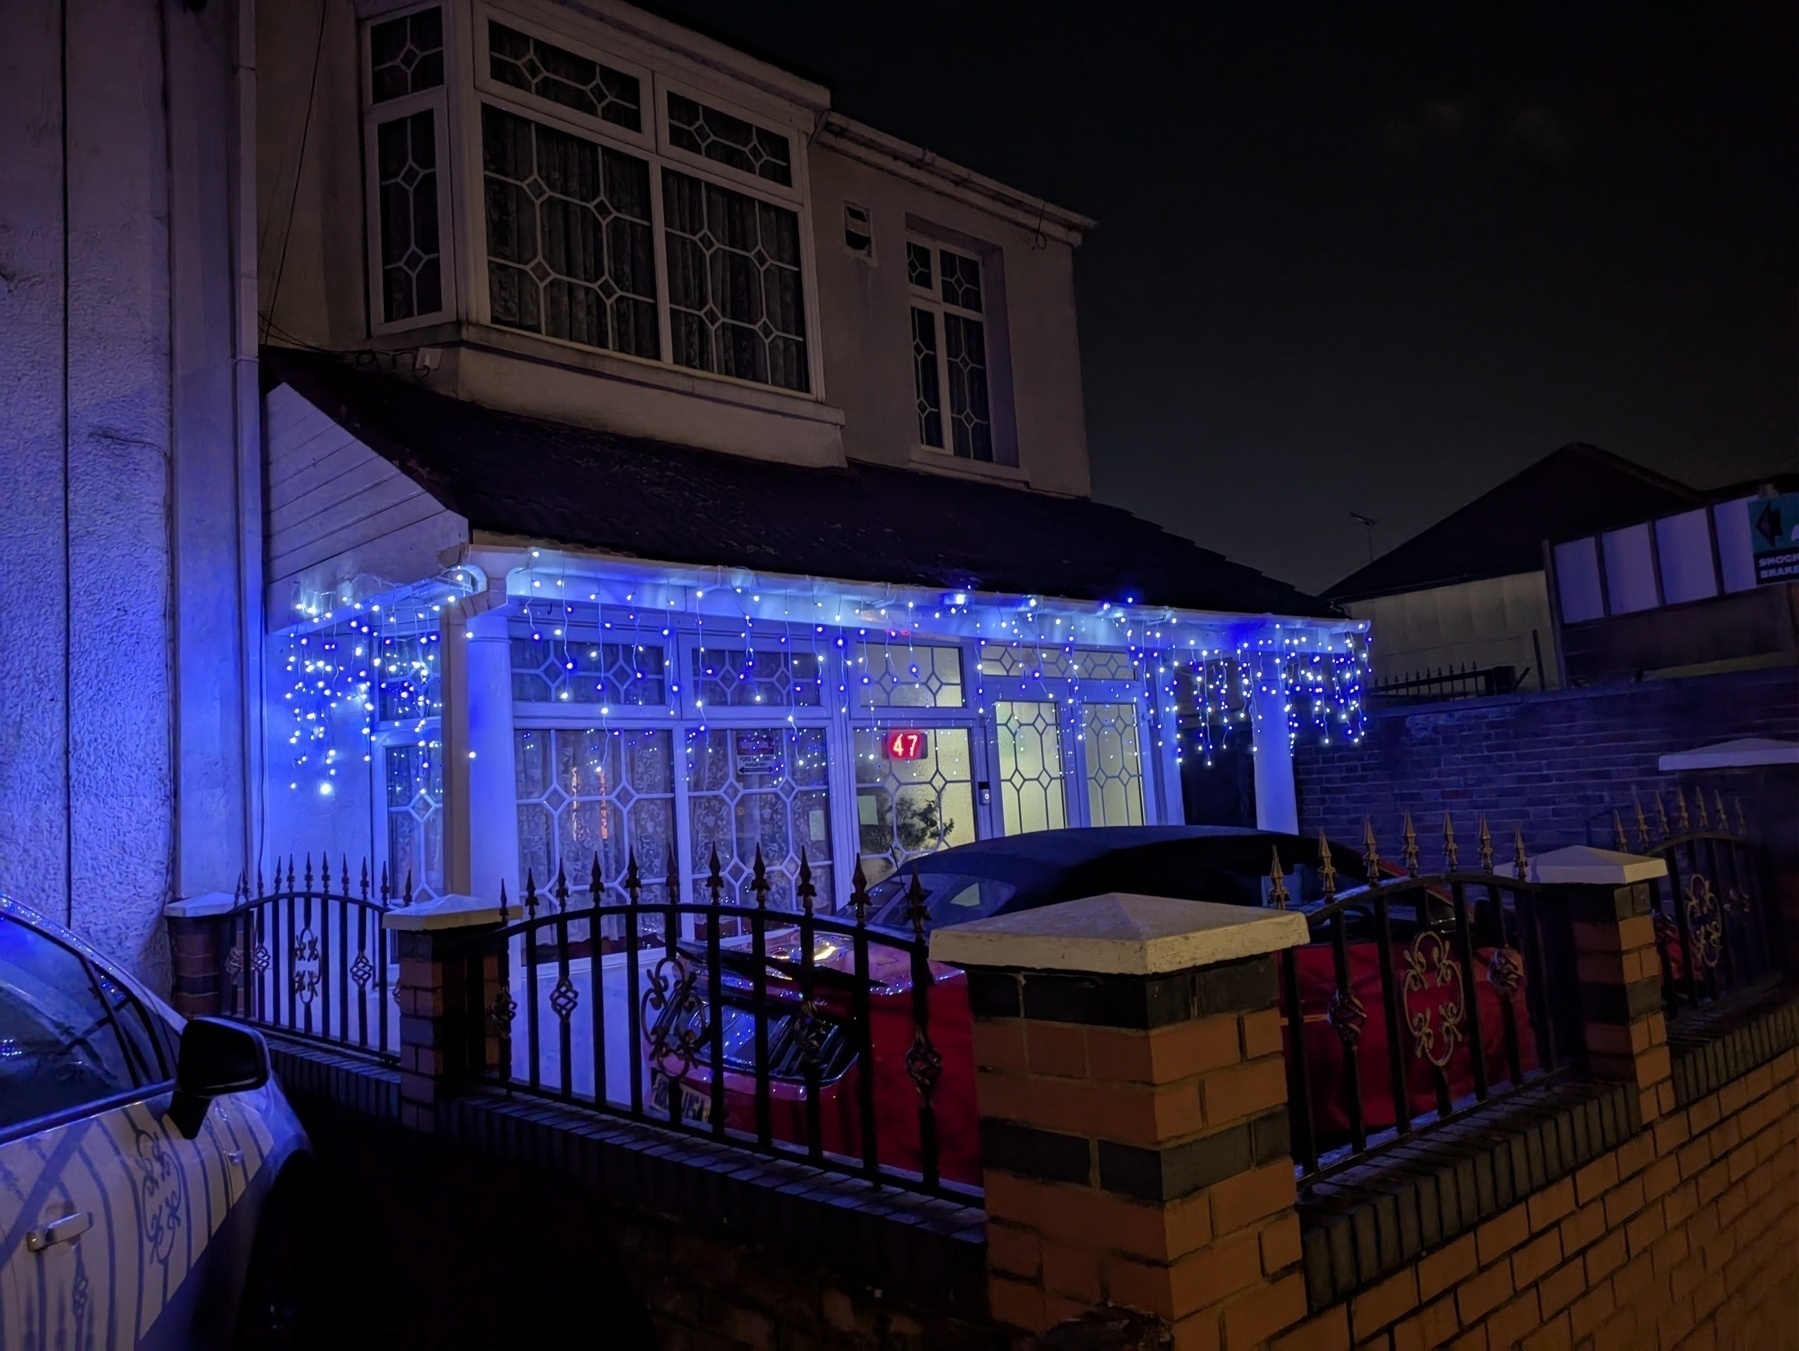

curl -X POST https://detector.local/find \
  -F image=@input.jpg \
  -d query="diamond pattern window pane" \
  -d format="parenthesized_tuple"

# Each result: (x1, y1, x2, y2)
(482, 104, 659, 358)
(514, 728, 676, 905)
(993, 701, 1067, 837)
(686, 727, 832, 909)
(691, 646, 821, 708)
(376, 111, 444, 322)
(943, 312, 991, 461)
(663, 169, 808, 392)
(375, 632, 441, 723)
(384, 741, 443, 900)
(488, 21, 641, 131)
(1082, 703, 1146, 827)
(939, 249, 983, 312)
(853, 641, 963, 709)
(906, 241, 933, 290)
(370, 7, 443, 103)
(853, 727, 976, 885)
(509, 634, 666, 705)
(978, 645, 1140, 681)
(911, 308, 942, 448)
(666, 92, 792, 187)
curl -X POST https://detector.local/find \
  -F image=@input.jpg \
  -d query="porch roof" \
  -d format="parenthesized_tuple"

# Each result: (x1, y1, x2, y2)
(263, 348, 1335, 620)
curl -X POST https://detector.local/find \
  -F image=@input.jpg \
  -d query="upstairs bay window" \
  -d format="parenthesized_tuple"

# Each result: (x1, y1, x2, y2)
(362, 6, 815, 394)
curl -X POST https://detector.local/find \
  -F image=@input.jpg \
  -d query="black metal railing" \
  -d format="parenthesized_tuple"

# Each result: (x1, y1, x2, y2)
(452, 847, 971, 1201)
(1614, 788, 1777, 1017)
(1371, 663, 1526, 704)
(212, 856, 403, 1061)
(1273, 816, 1580, 1184)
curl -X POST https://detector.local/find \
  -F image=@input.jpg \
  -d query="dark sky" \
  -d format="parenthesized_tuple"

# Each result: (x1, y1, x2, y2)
(661, 1, 1797, 594)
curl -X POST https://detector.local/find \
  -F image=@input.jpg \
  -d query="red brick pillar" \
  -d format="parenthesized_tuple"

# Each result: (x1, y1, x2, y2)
(163, 891, 237, 1016)
(384, 894, 507, 1132)
(1533, 845, 1676, 1125)
(931, 894, 1314, 1351)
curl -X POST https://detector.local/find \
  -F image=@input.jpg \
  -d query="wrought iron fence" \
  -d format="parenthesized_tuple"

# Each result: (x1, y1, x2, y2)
(1370, 663, 1525, 704)
(1613, 788, 1775, 1018)
(1272, 815, 1581, 1184)
(212, 857, 404, 1061)
(450, 847, 973, 1201)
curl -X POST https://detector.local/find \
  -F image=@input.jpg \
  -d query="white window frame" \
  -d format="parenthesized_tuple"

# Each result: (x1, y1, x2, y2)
(360, 1, 460, 337)
(434, 1, 825, 398)
(906, 235, 994, 462)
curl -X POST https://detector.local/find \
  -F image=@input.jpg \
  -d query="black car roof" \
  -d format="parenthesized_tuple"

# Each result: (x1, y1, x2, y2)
(889, 825, 1302, 895)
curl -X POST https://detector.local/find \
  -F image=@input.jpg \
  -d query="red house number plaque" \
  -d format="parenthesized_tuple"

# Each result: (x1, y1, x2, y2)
(882, 730, 929, 761)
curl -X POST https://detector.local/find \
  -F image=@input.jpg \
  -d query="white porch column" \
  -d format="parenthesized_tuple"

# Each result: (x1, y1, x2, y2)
(441, 589, 518, 901)
(1249, 654, 1298, 834)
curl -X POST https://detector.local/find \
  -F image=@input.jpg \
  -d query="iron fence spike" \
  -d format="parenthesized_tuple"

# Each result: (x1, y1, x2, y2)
(1634, 790, 1651, 850)
(1317, 830, 1337, 899)
(1655, 791, 1670, 839)
(1614, 810, 1629, 853)
(1402, 811, 1420, 877)
(1478, 815, 1494, 873)
(499, 879, 509, 922)
(798, 850, 816, 917)
(1513, 825, 1528, 880)
(751, 846, 770, 909)
(1714, 789, 1728, 836)
(1442, 812, 1459, 872)
(1733, 795, 1747, 838)
(1695, 790, 1711, 831)
(590, 851, 604, 904)
(851, 856, 870, 925)
(403, 870, 414, 907)
(1268, 848, 1290, 910)
(1675, 786, 1690, 833)
(1362, 818, 1381, 882)
(905, 871, 929, 941)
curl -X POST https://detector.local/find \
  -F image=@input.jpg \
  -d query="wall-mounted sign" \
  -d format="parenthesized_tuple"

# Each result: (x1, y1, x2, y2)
(733, 728, 784, 776)
(1750, 494, 1799, 585)
(882, 730, 929, 761)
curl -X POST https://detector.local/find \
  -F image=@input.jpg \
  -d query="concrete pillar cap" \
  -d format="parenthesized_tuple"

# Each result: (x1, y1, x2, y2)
(383, 892, 508, 931)
(164, 890, 239, 919)
(928, 893, 1309, 976)
(1528, 845, 1668, 886)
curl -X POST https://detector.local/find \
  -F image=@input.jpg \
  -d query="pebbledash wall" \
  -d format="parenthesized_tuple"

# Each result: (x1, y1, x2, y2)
(0, 0, 260, 986)
(1293, 666, 1799, 855)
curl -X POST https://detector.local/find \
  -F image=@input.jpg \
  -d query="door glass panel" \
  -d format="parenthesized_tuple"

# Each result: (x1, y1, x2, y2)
(384, 740, 443, 901)
(513, 728, 676, 904)
(1083, 703, 1146, 827)
(853, 727, 977, 884)
(685, 726, 832, 908)
(993, 701, 1066, 836)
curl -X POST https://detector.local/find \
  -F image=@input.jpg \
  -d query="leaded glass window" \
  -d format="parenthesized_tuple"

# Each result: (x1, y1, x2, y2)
(384, 741, 443, 901)
(514, 728, 676, 903)
(853, 642, 963, 708)
(854, 727, 975, 884)
(375, 111, 444, 322)
(979, 645, 1139, 681)
(907, 238, 991, 460)
(666, 92, 792, 187)
(482, 104, 659, 357)
(691, 646, 821, 708)
(993, 700, 1066, 836)
(1082, 703, 1146, 827)
(686, 726, 832, 909)
(511, 632, 666, 705)
(375, 632, 441, 723)
(663, 169, 809, 392)
(370, 7, 443, 103)
(488, 20, 641, 131)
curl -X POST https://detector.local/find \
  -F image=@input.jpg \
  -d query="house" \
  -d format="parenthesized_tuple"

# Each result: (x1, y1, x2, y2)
(256, 0, 1368, 910)
(1, 0, 1366, 976)
(1319, 444, 1795, 696)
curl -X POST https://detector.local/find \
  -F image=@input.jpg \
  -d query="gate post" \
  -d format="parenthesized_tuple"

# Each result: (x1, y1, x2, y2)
(1530, 845, 1675, 1125)
(384, 893, 508, 1131)
(932, 893, 1314, 1348)
(164, 890, 238, 1017)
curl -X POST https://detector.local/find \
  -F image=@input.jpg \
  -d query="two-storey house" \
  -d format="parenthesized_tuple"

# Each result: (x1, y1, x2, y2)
(256, 0, 1366, 910)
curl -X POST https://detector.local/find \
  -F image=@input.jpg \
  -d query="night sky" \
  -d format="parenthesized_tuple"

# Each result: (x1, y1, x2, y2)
(661, 1, 1796, 595)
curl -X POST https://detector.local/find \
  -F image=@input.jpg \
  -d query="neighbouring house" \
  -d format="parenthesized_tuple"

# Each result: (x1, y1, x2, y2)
(255, 0, 1368, 912)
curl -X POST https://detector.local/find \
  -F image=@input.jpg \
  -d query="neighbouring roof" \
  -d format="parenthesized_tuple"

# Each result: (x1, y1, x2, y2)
(263, 349, 1333, 618)
(1323, 444, 1703, 604)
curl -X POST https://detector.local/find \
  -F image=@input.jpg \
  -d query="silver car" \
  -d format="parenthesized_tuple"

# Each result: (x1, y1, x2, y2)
(0, 896, 314, 1349)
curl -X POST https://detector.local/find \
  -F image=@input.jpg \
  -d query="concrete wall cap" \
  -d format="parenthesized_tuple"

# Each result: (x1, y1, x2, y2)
(164, 890, 239, 919)
(382, 893, 506, 931)
(1657, 737, 1799, 771)
(927, 893, 1310, 976)
(1528, 845, 1668, 886)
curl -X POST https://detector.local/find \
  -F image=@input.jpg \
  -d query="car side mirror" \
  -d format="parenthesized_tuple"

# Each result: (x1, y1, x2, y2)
(168, 1017, 271, 1139)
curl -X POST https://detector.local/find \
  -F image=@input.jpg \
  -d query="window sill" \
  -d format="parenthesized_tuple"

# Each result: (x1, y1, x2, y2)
(903, 447, 1029, 486)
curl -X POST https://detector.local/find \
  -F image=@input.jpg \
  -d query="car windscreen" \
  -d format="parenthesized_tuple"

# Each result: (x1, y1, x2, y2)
(867, 872, 1017, 931)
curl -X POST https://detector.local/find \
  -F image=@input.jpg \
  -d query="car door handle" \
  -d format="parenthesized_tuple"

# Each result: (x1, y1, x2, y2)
(26, 1211, 93, 1252)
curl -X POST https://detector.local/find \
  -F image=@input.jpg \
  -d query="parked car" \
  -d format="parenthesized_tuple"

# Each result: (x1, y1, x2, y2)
(0, 895, 315, 1349)
(646, 827, 1534, 1184)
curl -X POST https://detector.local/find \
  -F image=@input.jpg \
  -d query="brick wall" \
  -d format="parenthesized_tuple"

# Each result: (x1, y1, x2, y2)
(1293, 667, 1799, 852)
(1272, 1005, 1799, 1351)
